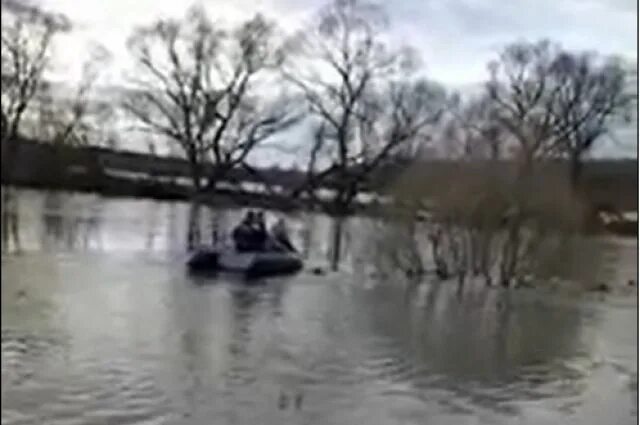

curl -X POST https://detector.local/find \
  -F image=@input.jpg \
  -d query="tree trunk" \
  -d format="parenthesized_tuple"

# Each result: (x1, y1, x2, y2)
(329, 217, 344, 271)
(190, 162, 202, 194)
(332, 189, 349, 216)
(499, 221, 522, 287)
(186, 202, 202, 251)
(1, 143, 21, 184)
(332, 179, 358, 216)
(569, 152, 583, 192)
(478, 231, 494, 286)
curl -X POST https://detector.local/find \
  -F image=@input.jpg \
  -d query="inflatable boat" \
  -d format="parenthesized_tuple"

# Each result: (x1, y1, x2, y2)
(187, 248, 304, 278)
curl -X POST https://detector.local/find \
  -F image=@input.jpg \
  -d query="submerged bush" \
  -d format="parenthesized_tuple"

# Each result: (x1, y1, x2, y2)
(376, 160, 599, 289)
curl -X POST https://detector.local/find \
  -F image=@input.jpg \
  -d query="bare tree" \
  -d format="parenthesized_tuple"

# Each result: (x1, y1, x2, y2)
(547, 52, 634, 188)
(486, 40, 635, 190)
(123, 5, 300, 193)
(372, 38, 625, 290)
(35, 44, 112, 146)
(443, 93, 506, 161)
(348, 79, 447, 203)
(485, 40, 562, 173)
(483, 40, 571, 286)
(381, 158, 588, 289)
(1, 0, 71, 177)
(284, 0, 443, 213)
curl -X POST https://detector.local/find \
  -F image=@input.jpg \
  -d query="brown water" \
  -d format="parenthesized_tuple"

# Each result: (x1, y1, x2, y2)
(1, 188, 637, 425)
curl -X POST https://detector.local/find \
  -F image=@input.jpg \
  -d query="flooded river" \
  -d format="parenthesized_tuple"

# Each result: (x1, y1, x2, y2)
(1, 189, 637, 424)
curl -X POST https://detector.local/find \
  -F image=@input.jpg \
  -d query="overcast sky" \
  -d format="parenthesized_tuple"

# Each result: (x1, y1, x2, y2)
(37, 0, 637, 161)
(41, 0, 637, 86)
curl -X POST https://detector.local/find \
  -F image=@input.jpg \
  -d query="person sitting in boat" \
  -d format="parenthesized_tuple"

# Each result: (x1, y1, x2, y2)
(232, 211, 257, 252)
(252, 211, 268, 250)
(269, 218, 296, 253)
(232, 210, 270, 252)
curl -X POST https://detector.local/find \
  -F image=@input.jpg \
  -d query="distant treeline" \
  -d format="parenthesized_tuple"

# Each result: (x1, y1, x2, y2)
(2, 139, 636, 212)
(3, 0, 636, 217)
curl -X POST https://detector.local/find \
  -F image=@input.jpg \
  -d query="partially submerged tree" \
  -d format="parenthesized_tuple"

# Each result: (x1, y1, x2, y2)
(124, 5, 300, 192)
(367, 38, 627, 289)
(381, 159, 589, 288)
(284, 0, 446, 213)
(477, 40, 632, 285)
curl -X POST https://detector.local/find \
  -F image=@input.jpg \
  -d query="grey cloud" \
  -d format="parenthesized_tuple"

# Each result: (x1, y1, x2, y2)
(379, 0, 636, 83)
(390, 0, 634, 48)
(41, 0, 636, 85)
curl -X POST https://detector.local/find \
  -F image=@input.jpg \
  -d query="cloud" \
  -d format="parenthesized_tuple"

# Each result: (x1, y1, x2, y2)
(384, 0, 636, 84)
(39, 0, 636, 85)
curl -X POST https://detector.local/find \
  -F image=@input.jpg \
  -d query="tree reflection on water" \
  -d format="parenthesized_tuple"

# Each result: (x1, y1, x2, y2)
(2, 188, 21, 254)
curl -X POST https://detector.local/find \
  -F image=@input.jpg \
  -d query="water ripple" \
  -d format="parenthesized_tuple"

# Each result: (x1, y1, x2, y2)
(1, 190, 637, 425)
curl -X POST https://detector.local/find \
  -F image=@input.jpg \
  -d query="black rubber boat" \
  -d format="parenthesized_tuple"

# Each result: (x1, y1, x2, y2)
(187, 248, 304, 278)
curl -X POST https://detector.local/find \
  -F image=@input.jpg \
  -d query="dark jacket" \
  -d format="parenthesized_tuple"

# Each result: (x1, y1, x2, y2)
(233, 221, 266, 252)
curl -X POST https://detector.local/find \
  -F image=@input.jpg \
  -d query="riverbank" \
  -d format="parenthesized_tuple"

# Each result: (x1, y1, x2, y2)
(2, 140, 636, 236)
(3, 175, 636, 239)
(1, 174, 379, 217)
